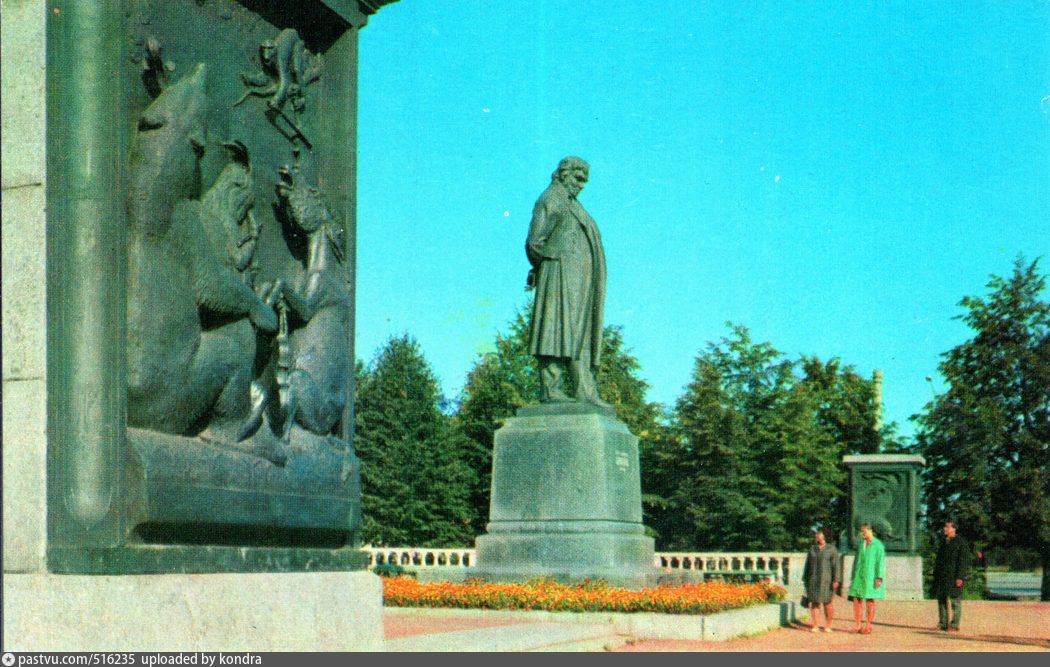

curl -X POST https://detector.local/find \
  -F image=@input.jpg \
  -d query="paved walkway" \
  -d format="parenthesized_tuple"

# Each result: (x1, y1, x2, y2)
(613, 601, 1049, 652)
(385, 600, 1049, 652)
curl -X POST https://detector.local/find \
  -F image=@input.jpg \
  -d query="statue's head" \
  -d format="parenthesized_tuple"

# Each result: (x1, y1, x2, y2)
(865, 472, 899, 515)
(552, 156, 589, 198)
(260, 40, 277, 68)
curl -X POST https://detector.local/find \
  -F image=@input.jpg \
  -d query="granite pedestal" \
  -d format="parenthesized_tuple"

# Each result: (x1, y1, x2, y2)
(474, 404, 660, 589)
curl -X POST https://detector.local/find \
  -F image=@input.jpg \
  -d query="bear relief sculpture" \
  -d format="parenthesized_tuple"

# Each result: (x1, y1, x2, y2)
(126, 61, 349, 466)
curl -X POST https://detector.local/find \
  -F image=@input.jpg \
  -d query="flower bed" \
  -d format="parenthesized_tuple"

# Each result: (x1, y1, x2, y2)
(383, 576, 786, 615)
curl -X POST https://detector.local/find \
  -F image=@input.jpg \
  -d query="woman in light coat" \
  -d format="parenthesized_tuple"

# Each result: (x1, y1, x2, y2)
(848, 522, 886, 634)
(802, 527, 841, 632)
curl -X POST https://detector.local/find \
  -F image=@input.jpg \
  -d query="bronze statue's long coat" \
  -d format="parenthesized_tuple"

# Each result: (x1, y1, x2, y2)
(525, 180, 606, 366)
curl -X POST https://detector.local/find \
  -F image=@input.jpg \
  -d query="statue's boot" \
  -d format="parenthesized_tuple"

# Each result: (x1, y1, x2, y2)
(570, 359, 613, 409)
(582, 394, 614, 409)
(539, 356, 572, 402)
(546, 386, 573, 402)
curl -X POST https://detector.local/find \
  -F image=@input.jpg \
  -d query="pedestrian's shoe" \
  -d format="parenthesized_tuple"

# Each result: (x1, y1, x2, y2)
(823, 627, 833, 633)
(948, 627, 960, 632)
(811, 626, 820, 633)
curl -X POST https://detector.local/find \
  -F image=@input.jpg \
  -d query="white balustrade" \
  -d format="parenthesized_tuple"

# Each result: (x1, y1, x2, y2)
(363, 546, 476, 569)
(362, 546, 805, 586)
(653, 552, 806, 585)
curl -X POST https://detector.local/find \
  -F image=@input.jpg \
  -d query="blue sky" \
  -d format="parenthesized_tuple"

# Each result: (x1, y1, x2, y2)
(356, 1, 1050, 437)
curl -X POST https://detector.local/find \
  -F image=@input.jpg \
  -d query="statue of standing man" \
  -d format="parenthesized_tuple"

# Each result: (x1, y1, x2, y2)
(526, 156, 611, 408)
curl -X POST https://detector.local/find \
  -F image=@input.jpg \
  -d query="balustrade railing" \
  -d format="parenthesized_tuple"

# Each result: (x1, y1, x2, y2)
(365, 546, 476, 569)
(655, 552, 804, 585)
(362, 546, 806, 587)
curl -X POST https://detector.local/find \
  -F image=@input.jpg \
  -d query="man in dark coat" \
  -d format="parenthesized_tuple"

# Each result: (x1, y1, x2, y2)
(525, 156, 609, 406)
(932, 519, 971, 631)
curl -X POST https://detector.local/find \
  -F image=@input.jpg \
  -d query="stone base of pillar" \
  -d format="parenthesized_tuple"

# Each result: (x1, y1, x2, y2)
(842, 554, 925, 600)
(3, 571, 383, 651)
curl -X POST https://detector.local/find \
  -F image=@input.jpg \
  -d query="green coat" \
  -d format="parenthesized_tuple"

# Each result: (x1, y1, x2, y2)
(848, 537, 886, 600)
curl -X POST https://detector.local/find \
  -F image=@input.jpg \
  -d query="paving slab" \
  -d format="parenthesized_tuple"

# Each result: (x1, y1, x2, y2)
(383, 602, 795, 650)
(385, 620, 617, 652)
(613, 600, 1050, 652)
(383, 600, 1048, 652)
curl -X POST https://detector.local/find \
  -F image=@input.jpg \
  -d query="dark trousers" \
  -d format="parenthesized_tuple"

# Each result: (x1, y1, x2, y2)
(937, 596, 962, 629)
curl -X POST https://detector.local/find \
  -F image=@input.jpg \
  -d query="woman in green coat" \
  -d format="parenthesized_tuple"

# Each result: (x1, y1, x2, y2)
(848, 523, 886, 634)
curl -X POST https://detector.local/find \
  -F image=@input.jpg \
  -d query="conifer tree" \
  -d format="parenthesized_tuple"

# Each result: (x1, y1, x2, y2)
(659, 324, 880, 551)
(915, 257, 1050, 599)
(354, 335, 475, 546)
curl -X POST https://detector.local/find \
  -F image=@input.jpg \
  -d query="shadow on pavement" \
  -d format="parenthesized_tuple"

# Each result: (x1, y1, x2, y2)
(868, 622, 1050, 650)
(935, 633, 1050, 650)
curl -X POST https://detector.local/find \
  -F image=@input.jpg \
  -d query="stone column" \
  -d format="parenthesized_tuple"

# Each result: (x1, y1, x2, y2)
(2, 0, 399, 650)
(842, 454, 926, 600)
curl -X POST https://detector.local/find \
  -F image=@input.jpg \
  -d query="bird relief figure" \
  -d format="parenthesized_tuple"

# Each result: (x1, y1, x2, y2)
(234, 28, 322, 148)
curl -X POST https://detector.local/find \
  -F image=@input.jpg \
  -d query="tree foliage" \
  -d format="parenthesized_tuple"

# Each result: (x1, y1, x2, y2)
(914, 257, 1050, 599)
(454, 309, 535, 534)
(354, 334, 476, 547)
(646, 324, 882, 551)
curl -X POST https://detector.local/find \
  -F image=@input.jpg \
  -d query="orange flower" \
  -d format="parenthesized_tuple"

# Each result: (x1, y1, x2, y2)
(382, 576, 785, 614)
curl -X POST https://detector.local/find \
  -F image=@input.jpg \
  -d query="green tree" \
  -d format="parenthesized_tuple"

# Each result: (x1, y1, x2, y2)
(775, 378, 847, 548)
(455, 308, 535, 534)
(354, 335, 476, 547)
(797, 357, 883, 532)
(657, 324, 880, 551)
(914, 257, 1050, 599)
(657, 351, 772, 549)
(800, 357, 881, 455)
